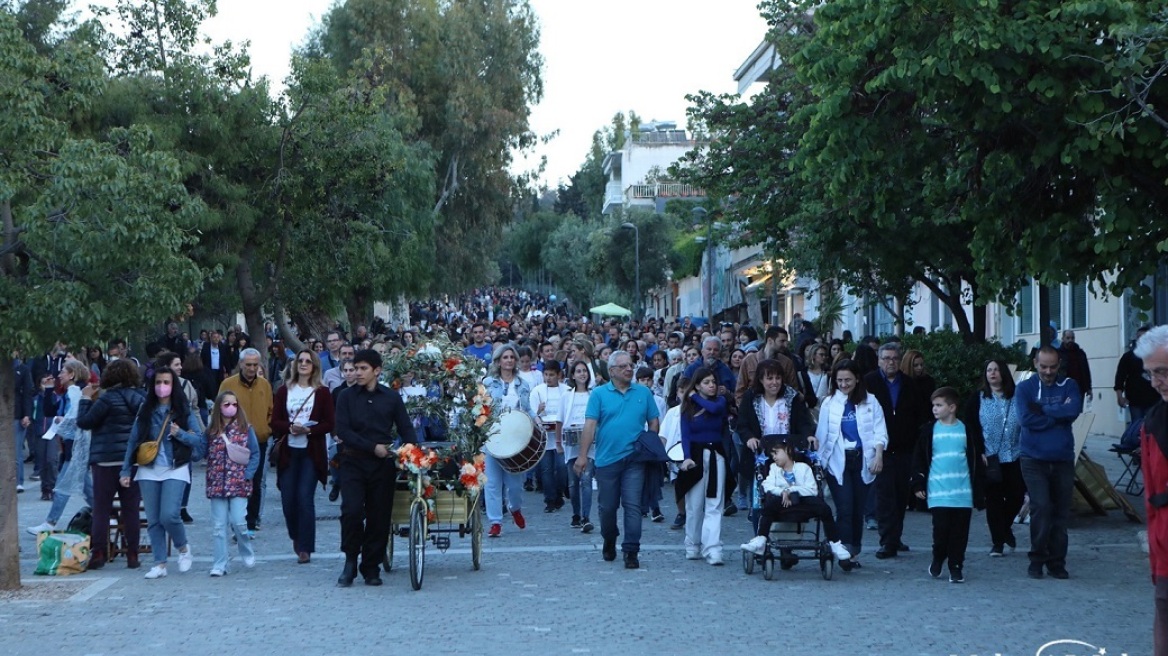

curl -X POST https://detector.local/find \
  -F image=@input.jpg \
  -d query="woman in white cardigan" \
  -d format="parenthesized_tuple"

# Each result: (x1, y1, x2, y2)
(811, 359, 888, 570)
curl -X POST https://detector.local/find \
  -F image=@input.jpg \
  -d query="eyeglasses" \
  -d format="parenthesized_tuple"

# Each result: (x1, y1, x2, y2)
(1145, 368, 1168, 383)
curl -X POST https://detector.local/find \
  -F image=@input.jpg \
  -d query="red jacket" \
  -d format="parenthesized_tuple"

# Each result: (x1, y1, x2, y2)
(271, 385, 335, 488)
(1141, 402, 1168, 581)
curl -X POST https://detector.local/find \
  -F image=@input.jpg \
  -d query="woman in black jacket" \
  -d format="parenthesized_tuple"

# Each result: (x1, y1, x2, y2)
(77, 359, 145, 569)
(737, 358, 816, 517)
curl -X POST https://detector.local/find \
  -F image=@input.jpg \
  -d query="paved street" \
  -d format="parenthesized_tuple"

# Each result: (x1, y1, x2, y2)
(2, 435, 1152, 656)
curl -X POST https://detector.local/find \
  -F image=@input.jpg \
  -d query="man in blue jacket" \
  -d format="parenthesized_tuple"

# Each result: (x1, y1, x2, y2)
(1016, 346, 1083, 580)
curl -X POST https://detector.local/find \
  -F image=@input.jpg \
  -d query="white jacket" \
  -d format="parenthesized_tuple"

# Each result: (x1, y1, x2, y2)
(815, 391, 889, 486)
(761, 461, 818, 497)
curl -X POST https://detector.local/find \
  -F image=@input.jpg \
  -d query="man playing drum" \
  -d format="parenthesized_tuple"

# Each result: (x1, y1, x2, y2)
(574, 350, 661, 569)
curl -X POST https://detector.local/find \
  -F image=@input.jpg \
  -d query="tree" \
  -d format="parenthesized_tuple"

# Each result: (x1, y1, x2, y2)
(316, 0, 545, 294)
(678, 0, 1168, 343)
(0, 6, 205, 589)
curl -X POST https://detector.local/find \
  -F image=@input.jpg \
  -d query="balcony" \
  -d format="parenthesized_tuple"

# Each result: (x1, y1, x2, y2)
(602, 181, 624, 215)
(626, 183, 705, 200)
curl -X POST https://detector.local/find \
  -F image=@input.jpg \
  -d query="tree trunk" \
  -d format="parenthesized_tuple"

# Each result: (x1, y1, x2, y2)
(234, 246, 269, 355)
(972, 303, 987, 343)
(345, 288, 372, 336)
(290, 308, 336, 344)
(917, 275, 978, 343)
(0, 365, 21, 590)
(274, 300, 305, 353)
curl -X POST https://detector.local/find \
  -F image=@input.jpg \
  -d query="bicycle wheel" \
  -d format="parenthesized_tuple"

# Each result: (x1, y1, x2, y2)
(409, 501, 426, 590)
(383, 527, 394, 572)
(469, 494, 482, 571)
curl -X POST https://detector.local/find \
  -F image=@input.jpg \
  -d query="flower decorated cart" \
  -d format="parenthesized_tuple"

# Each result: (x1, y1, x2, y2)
(379, 334, 497, 590)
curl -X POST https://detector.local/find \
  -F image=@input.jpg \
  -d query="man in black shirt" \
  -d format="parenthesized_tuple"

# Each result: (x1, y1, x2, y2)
(334, 349, 417, 587)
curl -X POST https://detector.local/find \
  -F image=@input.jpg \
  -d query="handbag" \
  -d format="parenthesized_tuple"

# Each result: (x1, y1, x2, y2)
(631, 430, 668, 463)
(135, 412, 171, 466)
(984, 454, 1003, 484)
(223, 434, 250, 465)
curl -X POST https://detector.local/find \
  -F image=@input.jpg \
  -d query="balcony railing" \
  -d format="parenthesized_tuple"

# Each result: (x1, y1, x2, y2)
(626, 183, 705, 200)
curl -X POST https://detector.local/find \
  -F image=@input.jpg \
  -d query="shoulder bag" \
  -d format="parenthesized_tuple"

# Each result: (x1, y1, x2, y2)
(269, 390, 313, 467)
(135, 412, 171, 466)
(223, 434, 250, 465)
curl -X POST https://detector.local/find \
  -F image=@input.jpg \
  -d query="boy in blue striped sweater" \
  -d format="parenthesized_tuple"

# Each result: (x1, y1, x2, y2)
(912, 387, 984, 584)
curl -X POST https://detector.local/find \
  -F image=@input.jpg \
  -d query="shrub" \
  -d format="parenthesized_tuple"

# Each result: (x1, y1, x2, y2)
(897, 330, 1029, 400)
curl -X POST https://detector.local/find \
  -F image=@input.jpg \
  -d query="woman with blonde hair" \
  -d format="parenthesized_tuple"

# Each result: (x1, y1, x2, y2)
(271, 349, 335, 564)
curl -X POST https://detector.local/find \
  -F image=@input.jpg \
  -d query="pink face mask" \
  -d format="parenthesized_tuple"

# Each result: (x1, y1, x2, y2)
(154, 382, 173, 399)
(221, 404, 238, 418)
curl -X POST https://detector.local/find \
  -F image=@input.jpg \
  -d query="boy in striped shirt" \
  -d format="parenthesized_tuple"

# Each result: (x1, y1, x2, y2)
(912, 387, 984, 584)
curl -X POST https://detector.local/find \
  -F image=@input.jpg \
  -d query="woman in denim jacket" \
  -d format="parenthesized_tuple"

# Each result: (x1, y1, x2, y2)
(482, 343, 533, 538)
(120, 361, 203, 580)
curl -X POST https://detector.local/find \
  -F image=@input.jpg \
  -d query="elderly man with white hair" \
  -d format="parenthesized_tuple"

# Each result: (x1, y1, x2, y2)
(1135, 326, 1168, 655)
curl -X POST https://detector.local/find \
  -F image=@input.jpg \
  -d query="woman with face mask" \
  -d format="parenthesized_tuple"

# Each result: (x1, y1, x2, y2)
(120, 359, 204, 580)
(203, 391, 261, 576)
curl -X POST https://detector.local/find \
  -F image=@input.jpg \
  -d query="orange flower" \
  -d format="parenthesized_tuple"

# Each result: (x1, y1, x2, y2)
(444, 357, 461, 372)
(424, 485, 436, 498)
(392, 379, 401, 390)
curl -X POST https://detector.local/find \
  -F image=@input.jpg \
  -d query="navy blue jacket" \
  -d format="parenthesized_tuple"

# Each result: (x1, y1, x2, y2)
(12, 359, 34, 421)
(78, 387, 146, 465)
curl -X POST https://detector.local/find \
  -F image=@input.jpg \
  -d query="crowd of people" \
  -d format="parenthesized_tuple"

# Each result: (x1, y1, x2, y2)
(6, 288, 1165, 593)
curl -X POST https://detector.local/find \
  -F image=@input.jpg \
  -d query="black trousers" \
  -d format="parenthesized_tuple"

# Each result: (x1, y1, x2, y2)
(983, 460, 1026, 548)
(246, 440, 269, 530)
(339, 455, 397, 578)
(875, 451, 913, 549)
(931, 507, 972, 571)
(757, 494, 839, 542)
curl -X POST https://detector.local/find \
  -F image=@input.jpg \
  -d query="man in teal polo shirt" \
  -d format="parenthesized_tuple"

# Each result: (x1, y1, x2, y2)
(574, 350, 660, 569)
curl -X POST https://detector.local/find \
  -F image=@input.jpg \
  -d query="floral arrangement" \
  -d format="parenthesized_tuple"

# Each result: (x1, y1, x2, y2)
(381, 332, 498, 456)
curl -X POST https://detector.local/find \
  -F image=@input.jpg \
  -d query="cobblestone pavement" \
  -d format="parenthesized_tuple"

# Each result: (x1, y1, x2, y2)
(3, 435, 1153, 656)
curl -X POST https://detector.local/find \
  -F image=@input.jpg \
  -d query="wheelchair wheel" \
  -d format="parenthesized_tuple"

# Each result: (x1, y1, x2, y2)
(762, 554, 776, 581)
(409, 501, 426, 591)
(820, 554, 834, 581)
(742, 549, 755, 575)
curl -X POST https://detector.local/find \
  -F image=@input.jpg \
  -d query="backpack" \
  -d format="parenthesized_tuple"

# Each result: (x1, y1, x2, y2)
(66, 506, 93, 535)
(1119, 417, 1144, 451)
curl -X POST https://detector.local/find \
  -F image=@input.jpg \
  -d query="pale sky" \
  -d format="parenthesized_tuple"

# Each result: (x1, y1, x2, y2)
(99, 0, 770, 188)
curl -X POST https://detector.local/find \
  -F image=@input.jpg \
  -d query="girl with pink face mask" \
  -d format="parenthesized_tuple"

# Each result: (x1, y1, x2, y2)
(203, 392, 260, 576)
(120, 362, 203, 580)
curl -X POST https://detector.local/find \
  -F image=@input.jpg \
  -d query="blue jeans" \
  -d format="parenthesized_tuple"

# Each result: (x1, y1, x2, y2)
(484, 454, 523, 526)
(826, 451, 870, 556)
(14, 420, 25, 484)
(279, 447, 318, 553)
(568, 457, 594, 520)
(139, 478, 189, 564)
(1020, 457, 1076, 569)
(595, 455, 645, 554)
(539, 450, 562, 505)
(46, 460, 94, 525)
(209, 497, 253, 572)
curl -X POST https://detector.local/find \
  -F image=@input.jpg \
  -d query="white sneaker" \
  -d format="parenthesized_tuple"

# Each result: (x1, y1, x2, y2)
(209, 569, 224, 577)
(685, 547, 703, 560)
(706, 552, 725, 566)
(243, 554, 256, 568)
(178, 547, 193, 573)
(144, 565, 167, 579)
(741, 536, 766, 555)
(829, 540, 852, 562)
(25, 521, 55, 536)
(16, 485, 24, 493)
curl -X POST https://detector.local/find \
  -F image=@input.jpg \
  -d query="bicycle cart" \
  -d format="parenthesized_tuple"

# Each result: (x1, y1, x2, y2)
(384, 445, 485, 591)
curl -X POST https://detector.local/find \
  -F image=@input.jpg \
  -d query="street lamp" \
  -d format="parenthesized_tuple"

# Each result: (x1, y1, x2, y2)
(620, 222, 639, 320)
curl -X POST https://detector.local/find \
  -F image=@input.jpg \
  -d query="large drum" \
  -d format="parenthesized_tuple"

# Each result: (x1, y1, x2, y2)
(483, 410, 546, 474)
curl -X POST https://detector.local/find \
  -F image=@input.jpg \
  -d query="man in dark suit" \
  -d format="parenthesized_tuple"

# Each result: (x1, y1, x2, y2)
(29, 342, 67, 386)
(864, 342, 924, 559)
(200, 330, 229, 384)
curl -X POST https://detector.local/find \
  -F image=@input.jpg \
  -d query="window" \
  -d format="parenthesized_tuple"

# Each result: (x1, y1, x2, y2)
(1070, 282, 1088, 329)
(1047, 286, 1062, 331)
(1018, 280, 1035, 334)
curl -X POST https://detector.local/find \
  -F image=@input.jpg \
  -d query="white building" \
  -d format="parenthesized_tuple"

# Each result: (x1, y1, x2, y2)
(601, 120, 705, 216)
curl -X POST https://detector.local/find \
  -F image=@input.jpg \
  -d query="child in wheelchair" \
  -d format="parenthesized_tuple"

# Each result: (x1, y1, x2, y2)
(741, 435, 852, 564)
